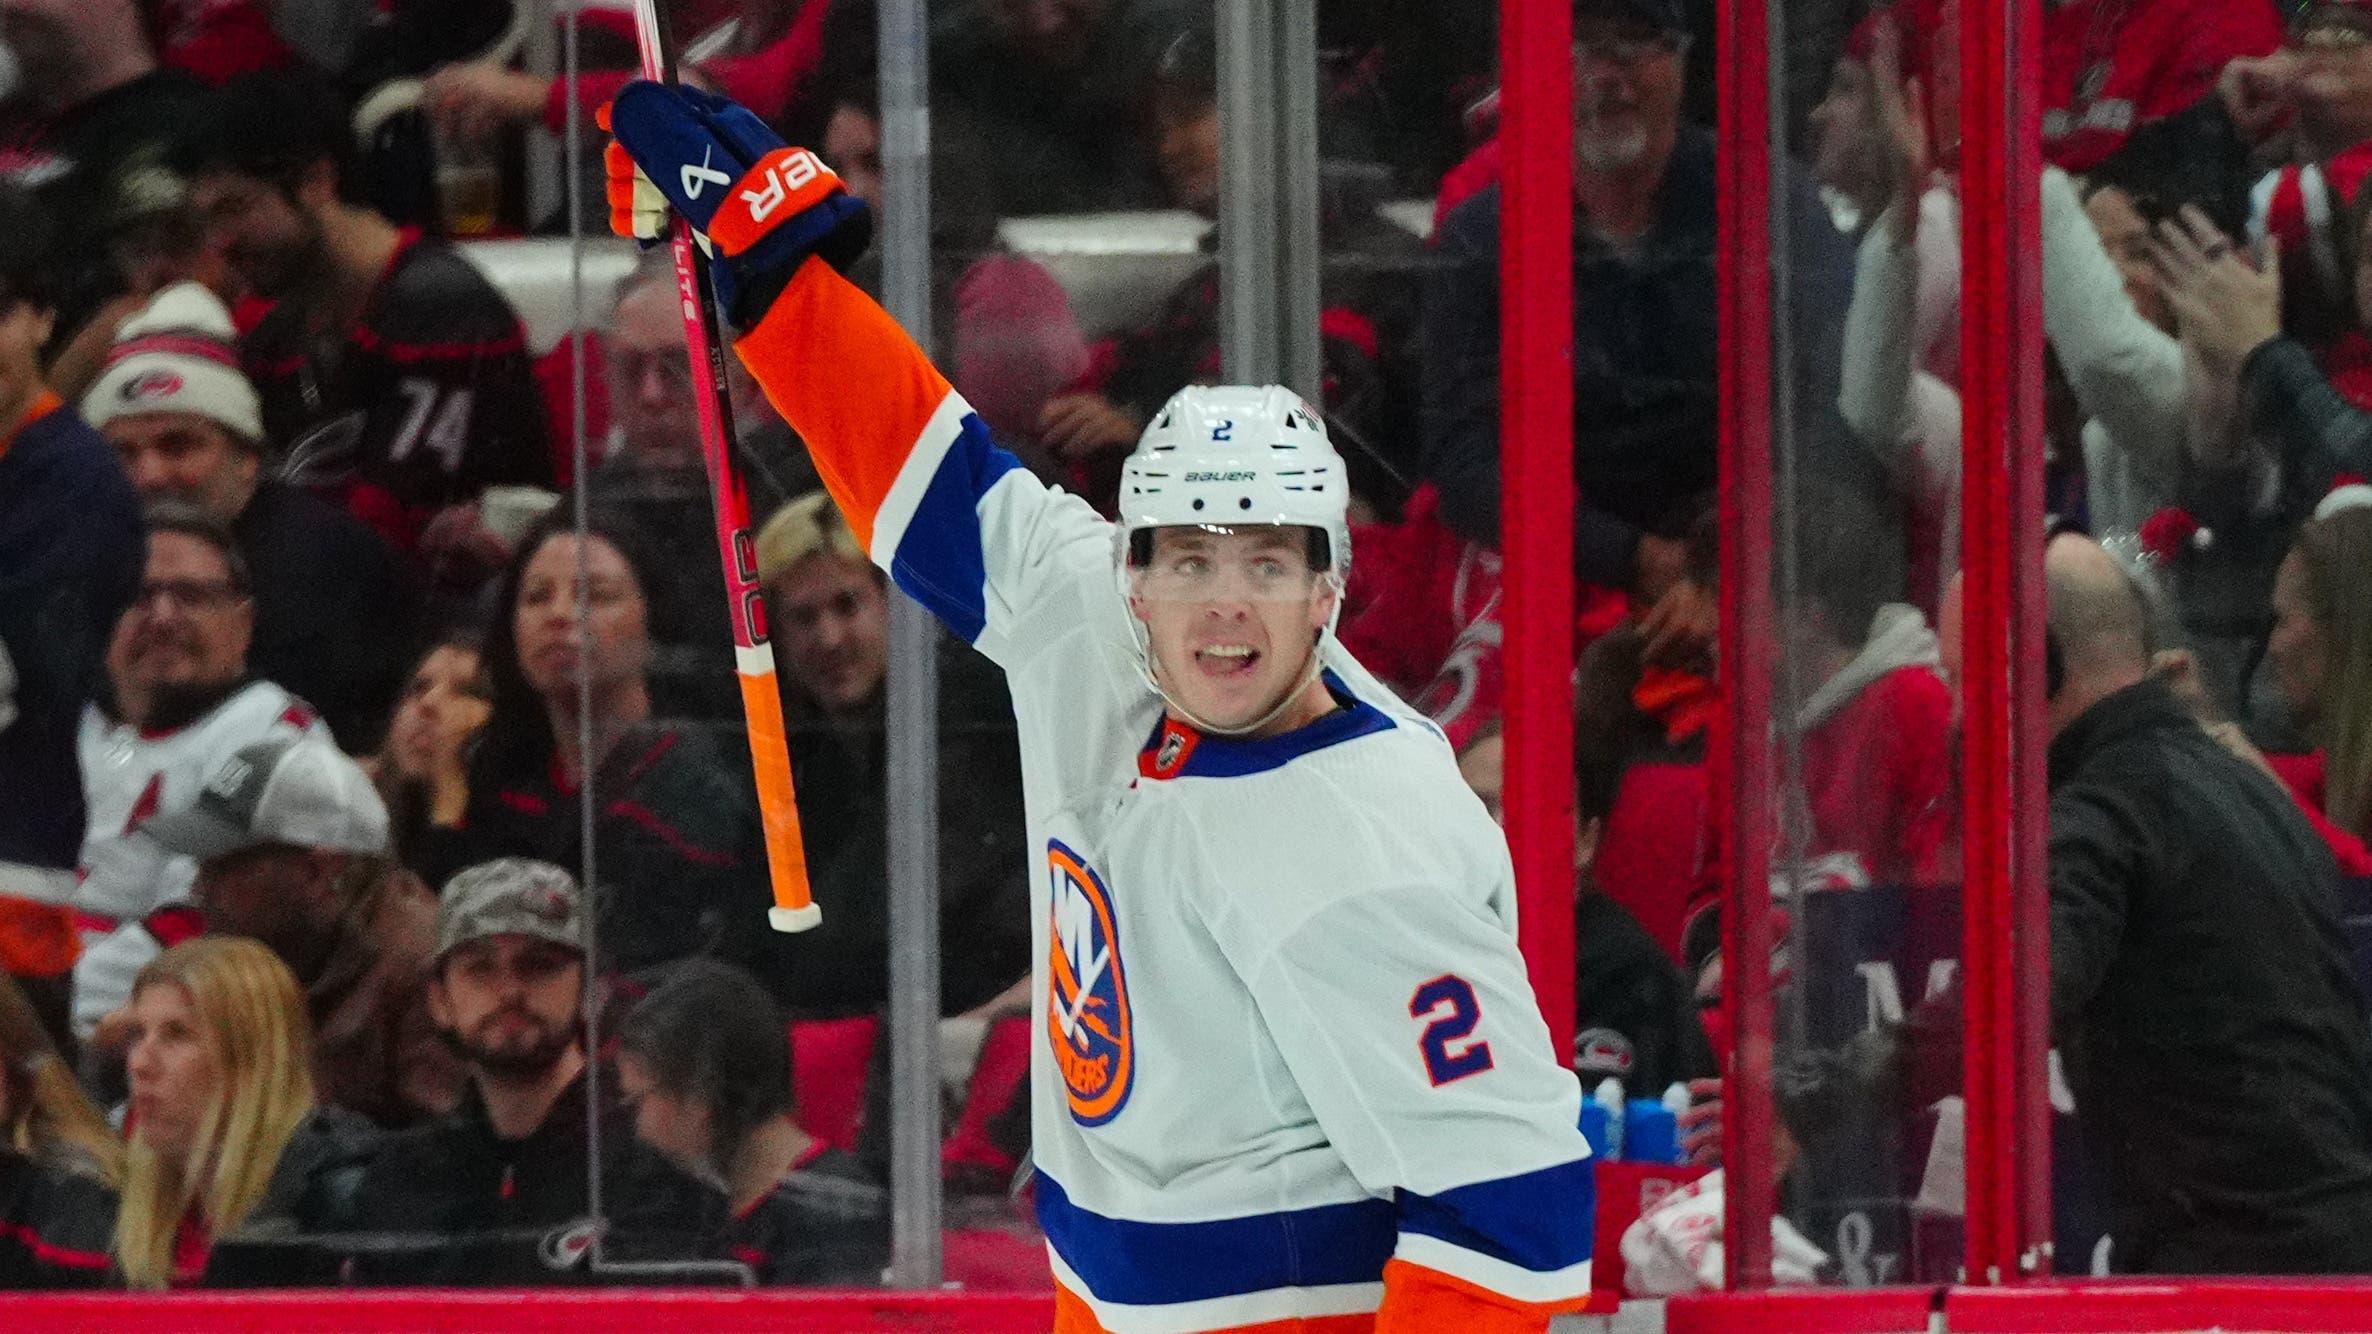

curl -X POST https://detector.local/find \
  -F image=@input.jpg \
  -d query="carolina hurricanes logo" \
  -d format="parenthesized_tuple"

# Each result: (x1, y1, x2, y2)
(123, 371, 183, 401)
(1046, 840, 1134, 1126)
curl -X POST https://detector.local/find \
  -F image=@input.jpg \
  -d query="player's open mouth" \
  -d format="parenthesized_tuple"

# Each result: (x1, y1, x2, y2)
(1194, 644, 1260, 676)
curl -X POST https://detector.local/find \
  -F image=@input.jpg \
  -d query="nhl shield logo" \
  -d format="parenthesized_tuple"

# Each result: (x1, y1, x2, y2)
(1046, 840, 1134, 1126)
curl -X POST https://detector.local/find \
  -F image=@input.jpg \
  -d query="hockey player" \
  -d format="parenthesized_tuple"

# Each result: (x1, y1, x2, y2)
(603, 85, 1595, 1332)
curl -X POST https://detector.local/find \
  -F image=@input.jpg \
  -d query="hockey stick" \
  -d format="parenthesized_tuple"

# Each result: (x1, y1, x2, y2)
(626, 0, 819, 932)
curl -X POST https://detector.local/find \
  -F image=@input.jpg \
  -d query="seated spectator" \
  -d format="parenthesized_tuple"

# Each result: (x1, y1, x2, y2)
(1033, 25, 1404, 514)
(2264, 497, 2372, 861)
(616, 959, 889, 1285)
(752, 492, 1031, 1019)
(115, 936, 377, 1288)
(86, 281, 424, 750)
(593, 250, 812, 719)
(0, 0, 207, 342)
(346, 859, 726, 1282)
(2040, 533, 2372, 1273)
(0, 188, 144, 1050)
(1784, 485, 1955, 891)
(141, 735, 465, 1127)
(74, 504, 330, 1044)
(369, 633, 491, 873)
(174, 70, 554, 577)
(1422, 0, 1856, 656)
(436, 512, 766, 977)
(0, 974, 119, 1287)
(930, 0, 1187, 219)
(1456, 723, 1716, 1097)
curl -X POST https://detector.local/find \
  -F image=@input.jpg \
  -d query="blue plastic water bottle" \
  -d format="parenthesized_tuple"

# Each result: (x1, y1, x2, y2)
(1624, 1096, 1679, 1164)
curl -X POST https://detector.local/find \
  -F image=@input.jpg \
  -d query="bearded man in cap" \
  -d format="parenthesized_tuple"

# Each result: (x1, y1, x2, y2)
(139, 733, 461, 1127)
(86, 282, 420, 751)
(342, 858, 723, 1283)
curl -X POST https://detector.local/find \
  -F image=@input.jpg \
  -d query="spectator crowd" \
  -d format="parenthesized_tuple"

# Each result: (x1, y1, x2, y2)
(3, 0, 2372, 1297)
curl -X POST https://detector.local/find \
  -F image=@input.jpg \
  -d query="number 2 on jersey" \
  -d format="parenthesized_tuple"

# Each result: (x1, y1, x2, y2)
(1409, 974, 1494, 1086)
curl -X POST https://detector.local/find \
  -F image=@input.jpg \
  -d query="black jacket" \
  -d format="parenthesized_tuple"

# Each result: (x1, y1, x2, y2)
(338, 1071, 725, 1284)
(2048, 677, 2372, 1273)
(0, 1150, 116, 1288)
(754, 644, 1031, 1018)
(438, 722, 766, 977)
(1573, 888, 1716, 1098)
(1420, 129, 1860, 591)
(235, 479, 423, 752)
(721, 1144, 888, 1286)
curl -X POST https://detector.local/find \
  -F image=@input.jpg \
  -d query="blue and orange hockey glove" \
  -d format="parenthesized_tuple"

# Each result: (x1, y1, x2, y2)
(600, 82, 871, 329)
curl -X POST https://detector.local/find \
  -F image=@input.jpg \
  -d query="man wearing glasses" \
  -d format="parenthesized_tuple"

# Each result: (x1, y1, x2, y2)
(70, 504, 331, 1047)
(1422, 0, 1856, 669)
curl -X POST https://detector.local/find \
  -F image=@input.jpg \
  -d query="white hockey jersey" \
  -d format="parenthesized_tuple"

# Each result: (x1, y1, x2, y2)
(73, 681, 326, 1034)
(736, 262, 1595, 1333)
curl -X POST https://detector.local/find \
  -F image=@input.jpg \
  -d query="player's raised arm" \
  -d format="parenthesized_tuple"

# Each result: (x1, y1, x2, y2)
(602, 83, 1105, 662)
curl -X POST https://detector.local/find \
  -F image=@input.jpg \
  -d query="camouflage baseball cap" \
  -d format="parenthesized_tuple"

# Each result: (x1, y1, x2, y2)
(436, 859, 586, 961)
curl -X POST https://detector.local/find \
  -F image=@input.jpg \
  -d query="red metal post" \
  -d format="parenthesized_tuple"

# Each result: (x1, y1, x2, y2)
(1714, 0, 1776, 1291)
(1958, 0, 2050, 1284)
(1499, 0, 1577, 1062)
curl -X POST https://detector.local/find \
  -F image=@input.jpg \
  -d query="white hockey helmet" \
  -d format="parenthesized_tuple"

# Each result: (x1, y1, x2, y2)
(1114, 384, 1352, 578)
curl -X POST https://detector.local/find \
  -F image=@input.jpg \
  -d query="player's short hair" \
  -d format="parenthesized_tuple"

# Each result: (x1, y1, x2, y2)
(617, 959, 792, 1178)
(0, 184, 61, 314)
(174, 69, 360, 199)
(143, 498, 251, 594)
(757, 490, 873, 586)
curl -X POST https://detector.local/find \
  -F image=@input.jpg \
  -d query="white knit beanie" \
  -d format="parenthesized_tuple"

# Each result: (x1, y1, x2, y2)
(83, 282, 264, 445)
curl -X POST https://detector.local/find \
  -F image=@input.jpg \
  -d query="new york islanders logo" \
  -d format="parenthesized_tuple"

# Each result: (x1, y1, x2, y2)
(1047, 840, 1134, 1125)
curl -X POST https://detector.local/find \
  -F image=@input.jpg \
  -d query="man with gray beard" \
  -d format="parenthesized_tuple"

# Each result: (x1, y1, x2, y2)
(1421, 0, 1859, 655)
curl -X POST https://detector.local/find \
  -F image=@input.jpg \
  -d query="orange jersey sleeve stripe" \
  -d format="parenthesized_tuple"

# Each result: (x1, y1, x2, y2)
(735, 256, 956, 553)
(1372, 1257, 1590, 1334)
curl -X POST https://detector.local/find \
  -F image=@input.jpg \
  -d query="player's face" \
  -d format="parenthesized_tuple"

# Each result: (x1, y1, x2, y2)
(188, 169, 321, 301)
(2269, 548, 2332, 722)
(1130, 525, 1336, 734)
(512, 533, 652, 703)
(124, 981, 220, 1162)
(106, 414, 260, 523)
(429, 936, 584, 1079)
(615, 1051, 714, 1180)
(111, 531, 253, 705)
(768, 552, 890, 715)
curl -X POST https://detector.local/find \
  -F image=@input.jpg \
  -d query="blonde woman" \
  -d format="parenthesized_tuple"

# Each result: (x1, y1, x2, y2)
(115, 937, 376, 1289)
(2265, 499, 2372, 862)
(1, 974, 119, 1286)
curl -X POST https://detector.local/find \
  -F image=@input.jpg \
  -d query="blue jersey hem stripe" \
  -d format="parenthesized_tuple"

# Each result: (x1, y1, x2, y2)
(1395, 1157, 1598, 1274)
(1035, 1172, 1397, 1306)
